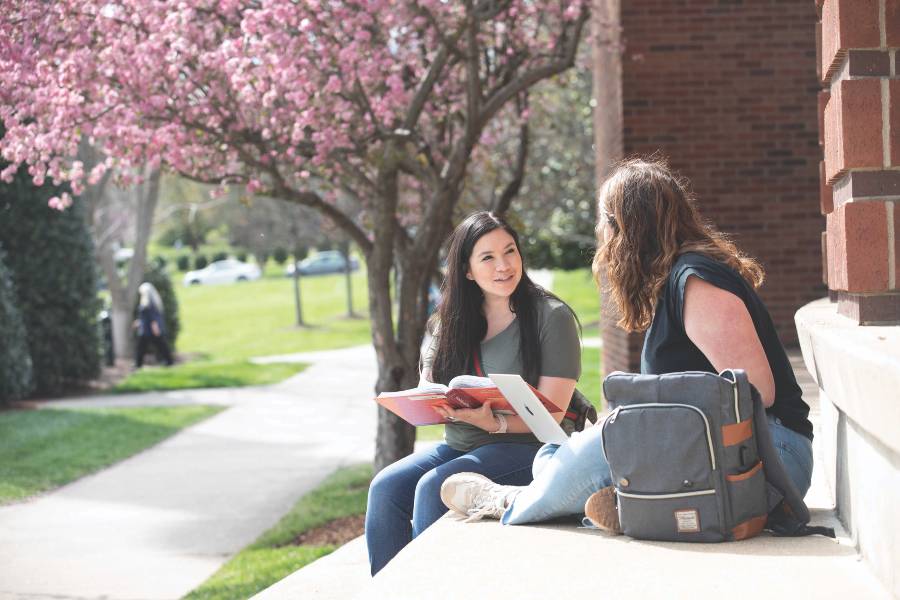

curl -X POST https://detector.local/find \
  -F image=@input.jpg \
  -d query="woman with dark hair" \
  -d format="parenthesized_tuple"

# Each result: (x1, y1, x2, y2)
(365, 211, 582, 574)
(440, 158, 813, 530)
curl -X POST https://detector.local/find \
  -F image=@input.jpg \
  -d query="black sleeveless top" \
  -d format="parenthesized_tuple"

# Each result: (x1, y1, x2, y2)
(641, 252, 813, 440)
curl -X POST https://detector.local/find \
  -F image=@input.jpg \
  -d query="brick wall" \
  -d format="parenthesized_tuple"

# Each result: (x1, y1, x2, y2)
(594, 0, 826, 374)
(818, 0, 900, 323)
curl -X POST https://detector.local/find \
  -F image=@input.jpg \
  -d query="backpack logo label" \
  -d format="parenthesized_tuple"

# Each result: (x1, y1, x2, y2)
(674, 509, 700, 533)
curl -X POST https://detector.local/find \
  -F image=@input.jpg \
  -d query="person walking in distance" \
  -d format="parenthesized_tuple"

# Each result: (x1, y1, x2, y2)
(134, 282, 174, 368)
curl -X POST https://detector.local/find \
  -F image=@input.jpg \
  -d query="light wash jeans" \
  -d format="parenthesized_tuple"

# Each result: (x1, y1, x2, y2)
(502, 413, 813, 525)
(365, 441, 539, 575)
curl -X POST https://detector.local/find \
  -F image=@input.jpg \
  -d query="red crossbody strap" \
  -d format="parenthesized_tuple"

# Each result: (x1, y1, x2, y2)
(472, 347, 485, 377)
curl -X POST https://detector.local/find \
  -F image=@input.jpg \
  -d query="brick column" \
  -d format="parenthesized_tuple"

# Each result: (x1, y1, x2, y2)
(593, 0, 645, 377)
(818, 0, 900, 323)
(593, 0, 824, 375)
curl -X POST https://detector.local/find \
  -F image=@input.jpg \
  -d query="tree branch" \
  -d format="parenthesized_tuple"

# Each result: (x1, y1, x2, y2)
(478, 12, 588, 127)
(401, 15, 465, 131)
(492, 93, 529, 217)
(464, 5, 483, 142)
(269, 179, 373, 255)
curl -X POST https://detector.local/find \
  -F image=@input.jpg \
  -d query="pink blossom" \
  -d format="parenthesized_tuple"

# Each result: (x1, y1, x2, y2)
(0, 0, 588, 222)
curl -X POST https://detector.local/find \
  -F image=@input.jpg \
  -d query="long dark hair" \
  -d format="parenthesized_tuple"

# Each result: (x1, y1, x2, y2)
(593, 157, 764, 332)
(430, 211, 576, 386)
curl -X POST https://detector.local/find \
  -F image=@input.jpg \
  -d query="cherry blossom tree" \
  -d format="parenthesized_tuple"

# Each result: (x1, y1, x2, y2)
(1, 0, 590, 471)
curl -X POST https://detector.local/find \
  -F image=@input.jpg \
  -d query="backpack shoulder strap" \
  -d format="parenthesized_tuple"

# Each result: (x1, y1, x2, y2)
(748, 382, 812, 524)
(751, 386, 836, 537)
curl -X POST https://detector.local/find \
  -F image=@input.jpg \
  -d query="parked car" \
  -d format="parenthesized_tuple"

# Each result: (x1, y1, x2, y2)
(285, 251, 360, 276)
(183, 259, 261, 285)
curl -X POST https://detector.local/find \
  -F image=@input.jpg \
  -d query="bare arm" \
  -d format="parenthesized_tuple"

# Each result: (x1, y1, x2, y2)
(682, 275, 775, 407)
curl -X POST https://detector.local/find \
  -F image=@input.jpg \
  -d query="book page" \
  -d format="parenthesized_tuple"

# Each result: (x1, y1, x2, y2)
(377, 382, 449, 398)
(447, 375, 494, 389)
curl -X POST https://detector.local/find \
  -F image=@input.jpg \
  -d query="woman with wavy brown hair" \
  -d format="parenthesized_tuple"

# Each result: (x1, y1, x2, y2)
(439, 157, 813, 530)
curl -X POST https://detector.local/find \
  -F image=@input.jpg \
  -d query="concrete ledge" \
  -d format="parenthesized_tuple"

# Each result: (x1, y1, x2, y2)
(796, 298, 900, 598)
(362, 511, 885, 600)
(795, 298, 900, 455)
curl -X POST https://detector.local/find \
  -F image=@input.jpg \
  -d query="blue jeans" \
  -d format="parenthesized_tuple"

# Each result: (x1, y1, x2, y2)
(503, 415, 814, 525)
(768, 414, 814, 498)
(365, 442, 539, 575)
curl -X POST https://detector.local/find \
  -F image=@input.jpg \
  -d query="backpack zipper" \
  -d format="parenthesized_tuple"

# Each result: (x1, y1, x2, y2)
(721, 369, 741, 422)
(617, 489, 716, 500)
(602, 403, 717, 472)
(732, 381, 740, 422)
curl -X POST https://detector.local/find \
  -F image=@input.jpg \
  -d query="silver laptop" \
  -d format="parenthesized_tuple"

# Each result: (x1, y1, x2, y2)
(489, 373, 569, 444)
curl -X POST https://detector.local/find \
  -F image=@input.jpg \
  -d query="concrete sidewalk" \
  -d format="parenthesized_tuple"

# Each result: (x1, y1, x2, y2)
(0, 344, 378, 600)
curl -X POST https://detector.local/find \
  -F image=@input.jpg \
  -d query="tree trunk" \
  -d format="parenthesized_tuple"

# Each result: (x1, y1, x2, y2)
(79, 143, 161, 364)
(111, 303, 134, 361)
(368, 259, 417, 473)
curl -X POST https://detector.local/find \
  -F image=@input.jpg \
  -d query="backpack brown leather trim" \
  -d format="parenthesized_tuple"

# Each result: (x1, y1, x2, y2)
(731, 514, 767, 540)
(722, 418, 753, 446)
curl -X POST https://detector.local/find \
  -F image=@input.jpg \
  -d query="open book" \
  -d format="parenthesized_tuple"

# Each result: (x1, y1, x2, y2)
(375, 375, 563, 426)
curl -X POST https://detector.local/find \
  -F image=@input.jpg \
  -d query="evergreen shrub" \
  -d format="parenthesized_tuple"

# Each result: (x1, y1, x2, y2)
(0, 165, 101, 395)
(0, 245, 33, 404)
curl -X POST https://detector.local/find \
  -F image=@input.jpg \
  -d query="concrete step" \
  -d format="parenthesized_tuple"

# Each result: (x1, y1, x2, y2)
(361, 510, 887, 600)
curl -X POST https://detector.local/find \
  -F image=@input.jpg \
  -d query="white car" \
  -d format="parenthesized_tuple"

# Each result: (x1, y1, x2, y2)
(183, 259, 261, 286)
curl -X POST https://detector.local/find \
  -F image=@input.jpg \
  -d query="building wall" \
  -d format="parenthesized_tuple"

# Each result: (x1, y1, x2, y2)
(818, 0, 900, 322)
(595, 0, 826, 374)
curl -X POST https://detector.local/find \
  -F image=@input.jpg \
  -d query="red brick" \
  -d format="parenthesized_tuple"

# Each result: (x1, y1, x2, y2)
(844, 201, 890, 292)
(826, 209, 846, 290)
(894, 201, 900, 289)
(816, 20, 823, 82)
(821, 0, 881, 80)
(824, 79, 884, 182)
(820, 160, 834, 214)
(837, 292, 900, 324)
(891, 80, 900, 168)
(817, 90, 829, 147)
(608, 0, 822, 348)
(887, 0, 900, 46)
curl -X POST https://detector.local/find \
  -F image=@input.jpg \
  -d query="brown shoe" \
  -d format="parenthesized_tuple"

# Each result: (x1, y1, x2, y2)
(584, 486, 622, 534)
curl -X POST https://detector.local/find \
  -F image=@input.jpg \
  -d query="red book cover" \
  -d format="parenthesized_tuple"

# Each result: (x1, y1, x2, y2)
(375, 378, 562, 427)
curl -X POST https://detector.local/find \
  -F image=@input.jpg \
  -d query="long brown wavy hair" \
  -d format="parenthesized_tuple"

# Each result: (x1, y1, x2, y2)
(592, 157, 765, 332)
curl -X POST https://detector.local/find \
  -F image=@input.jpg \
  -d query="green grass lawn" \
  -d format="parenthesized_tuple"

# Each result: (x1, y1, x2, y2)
(113, 270, 371, 392)
(0, 405, 222, 504)
(176, 271, 371, 361)
(185, 464, 372, 600)
(552, 268, 601, 329)
(111, 361, 308, 393)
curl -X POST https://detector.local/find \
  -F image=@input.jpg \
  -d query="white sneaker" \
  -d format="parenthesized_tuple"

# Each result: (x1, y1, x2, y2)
(440, 472, 521, 522)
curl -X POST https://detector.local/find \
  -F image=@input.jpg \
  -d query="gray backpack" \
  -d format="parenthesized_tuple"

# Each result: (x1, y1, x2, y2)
(601, 370, 831, 542)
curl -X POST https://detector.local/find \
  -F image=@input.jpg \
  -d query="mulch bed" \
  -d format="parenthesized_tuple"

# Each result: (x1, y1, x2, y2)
(291, 514, 366, 547)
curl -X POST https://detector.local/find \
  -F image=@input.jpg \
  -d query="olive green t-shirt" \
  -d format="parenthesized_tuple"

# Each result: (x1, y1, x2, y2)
(423, 297, 581, 452)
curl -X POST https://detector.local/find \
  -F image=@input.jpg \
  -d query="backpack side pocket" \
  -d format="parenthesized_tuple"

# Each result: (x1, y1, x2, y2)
(724, 460, 768, 540)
